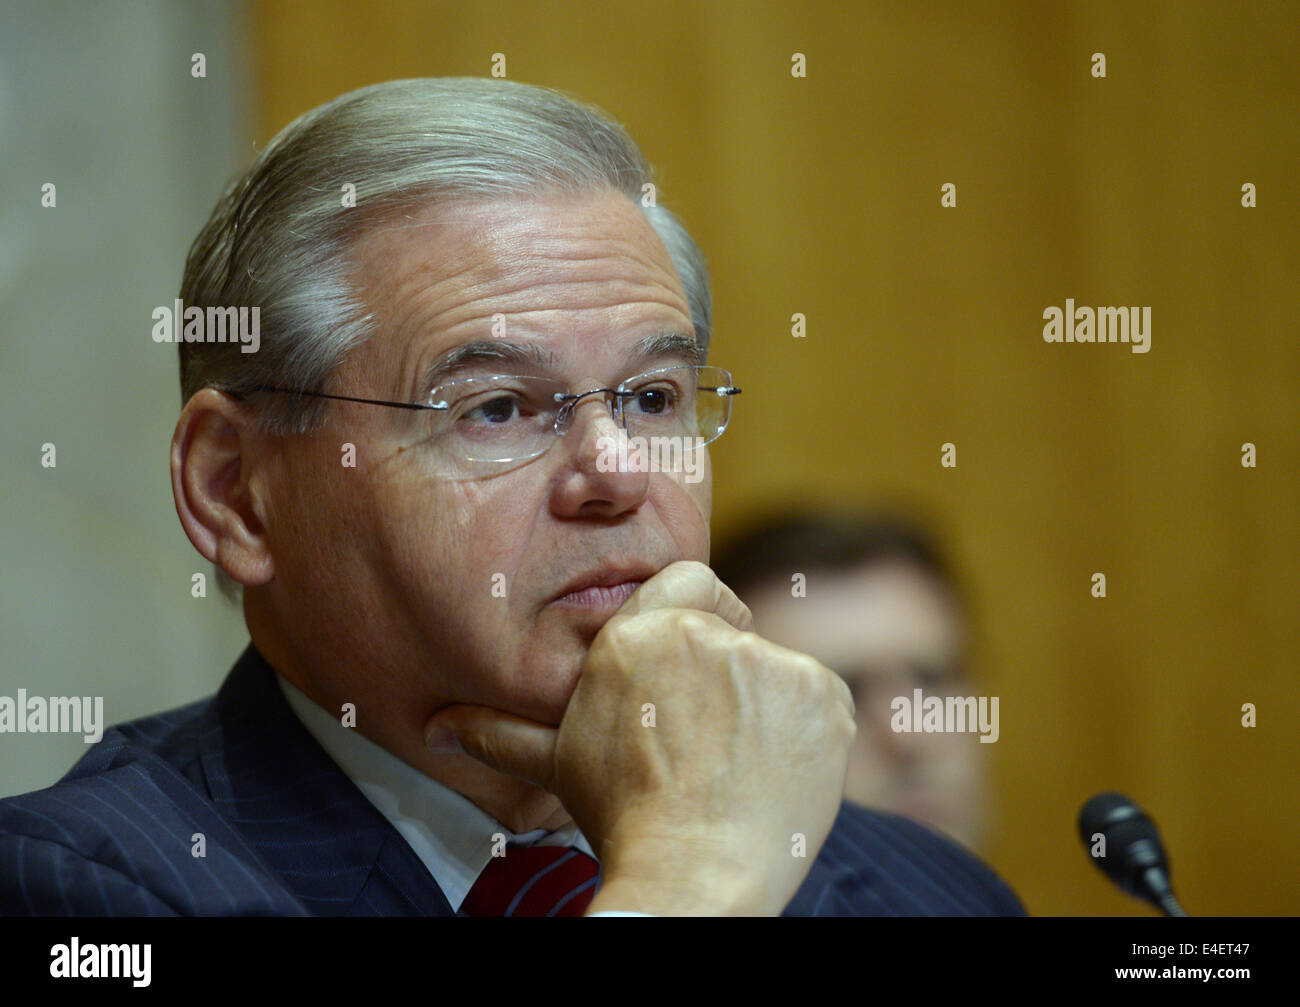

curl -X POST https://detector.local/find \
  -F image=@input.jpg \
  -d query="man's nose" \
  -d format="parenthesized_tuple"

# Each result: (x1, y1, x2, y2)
(560, 391, 628, 464)
(557, 388, 620, 435)
(548, 392, 650, 517)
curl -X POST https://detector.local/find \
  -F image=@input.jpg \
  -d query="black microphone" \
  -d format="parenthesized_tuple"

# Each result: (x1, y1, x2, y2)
(1078, 791, 1188, 917)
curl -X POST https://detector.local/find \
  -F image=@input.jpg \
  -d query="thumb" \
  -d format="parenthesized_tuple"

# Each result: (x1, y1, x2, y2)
(423, 705, 559, 791)
(613, 559, 755, 633)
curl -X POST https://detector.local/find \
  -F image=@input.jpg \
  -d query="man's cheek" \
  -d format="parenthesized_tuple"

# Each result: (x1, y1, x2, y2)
(376, 478, 481, 567)
(663, 450, 711, 512)
(514, 631, 589, 725)
(652, 483, 711, 562)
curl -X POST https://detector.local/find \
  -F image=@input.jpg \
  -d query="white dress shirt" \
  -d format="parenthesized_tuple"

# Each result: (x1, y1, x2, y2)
(275, 673, 648, 916)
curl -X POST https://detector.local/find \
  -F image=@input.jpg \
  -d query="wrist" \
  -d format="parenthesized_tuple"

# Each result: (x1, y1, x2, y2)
(587, 869, 763, 916)
(589, 827, 773, 916)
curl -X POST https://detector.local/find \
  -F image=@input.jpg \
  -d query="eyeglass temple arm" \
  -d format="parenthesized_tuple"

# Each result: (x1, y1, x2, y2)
(239, 386, 449, 411)
(550, 383, 742, 405)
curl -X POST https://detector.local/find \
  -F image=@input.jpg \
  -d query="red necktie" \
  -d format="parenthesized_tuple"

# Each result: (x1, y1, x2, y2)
(462, 845, 601, 917)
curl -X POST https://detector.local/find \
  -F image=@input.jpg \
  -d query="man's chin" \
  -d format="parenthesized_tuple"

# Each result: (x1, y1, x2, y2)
(510, 627, 596, 723)
(519, 677, 582, 728)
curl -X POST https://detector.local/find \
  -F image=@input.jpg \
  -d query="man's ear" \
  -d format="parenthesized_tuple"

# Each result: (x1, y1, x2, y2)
(170, 389, 275, 587)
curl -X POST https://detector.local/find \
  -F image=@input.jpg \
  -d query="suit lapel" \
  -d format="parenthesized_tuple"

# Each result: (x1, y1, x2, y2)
(198, 644, 454, 916)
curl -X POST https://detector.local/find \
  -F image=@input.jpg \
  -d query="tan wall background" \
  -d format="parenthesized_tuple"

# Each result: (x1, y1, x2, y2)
(0, 1, 253, 803)
(246, 0, 1298, 915)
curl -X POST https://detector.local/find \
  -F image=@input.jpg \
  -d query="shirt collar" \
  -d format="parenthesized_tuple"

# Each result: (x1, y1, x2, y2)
(274, 671, 596, 912)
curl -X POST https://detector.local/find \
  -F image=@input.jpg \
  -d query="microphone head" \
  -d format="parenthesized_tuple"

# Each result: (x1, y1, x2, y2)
(1078, 791, 1172, 900)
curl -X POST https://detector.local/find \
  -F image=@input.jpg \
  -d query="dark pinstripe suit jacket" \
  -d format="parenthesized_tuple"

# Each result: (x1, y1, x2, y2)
(0, 644, 1025, 916)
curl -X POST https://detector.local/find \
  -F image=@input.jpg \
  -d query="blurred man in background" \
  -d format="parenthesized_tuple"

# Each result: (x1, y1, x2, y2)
(712, 510, 989, 852)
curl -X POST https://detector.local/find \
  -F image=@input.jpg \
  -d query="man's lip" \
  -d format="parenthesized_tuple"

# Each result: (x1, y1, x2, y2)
(550, 563, 659, 603)
(551, 580, 645, 611)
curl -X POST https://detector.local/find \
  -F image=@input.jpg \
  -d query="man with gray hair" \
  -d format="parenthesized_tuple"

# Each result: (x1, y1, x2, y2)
(0, 78, 1023, 916)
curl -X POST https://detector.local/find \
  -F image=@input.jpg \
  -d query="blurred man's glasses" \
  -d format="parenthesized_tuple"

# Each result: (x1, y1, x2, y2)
(241, 364, 741, 476)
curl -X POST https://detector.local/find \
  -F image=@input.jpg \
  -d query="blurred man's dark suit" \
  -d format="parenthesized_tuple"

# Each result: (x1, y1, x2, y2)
(0, 645, 1025, 916)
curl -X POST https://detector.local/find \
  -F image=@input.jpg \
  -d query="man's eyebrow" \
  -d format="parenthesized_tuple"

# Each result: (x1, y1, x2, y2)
(633, 331, 702, 367)
(418, 330, 701, 392)
(420, 341, 558, 391)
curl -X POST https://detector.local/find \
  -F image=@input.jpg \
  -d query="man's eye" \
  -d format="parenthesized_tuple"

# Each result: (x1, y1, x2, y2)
(911, 664, 959, 691)
(464, 395, 524, 424)
(628, 385, 677, 415)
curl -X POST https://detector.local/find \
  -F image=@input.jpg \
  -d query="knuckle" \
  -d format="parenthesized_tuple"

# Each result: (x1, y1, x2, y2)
(590, 614, 642, 671)
(599, 613, 636, 649)
(674, 609, 716, 642)
(728, 626, 767, 666)
(837, 708, 858, 746)
(795, 658, 853, 715)
(794, 654, 829, 692)
(722, 628, 769, 675)
(830, 673, 855, 718)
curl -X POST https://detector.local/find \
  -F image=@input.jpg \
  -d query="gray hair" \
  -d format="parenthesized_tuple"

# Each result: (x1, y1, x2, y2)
(177, 77, 712, 601)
